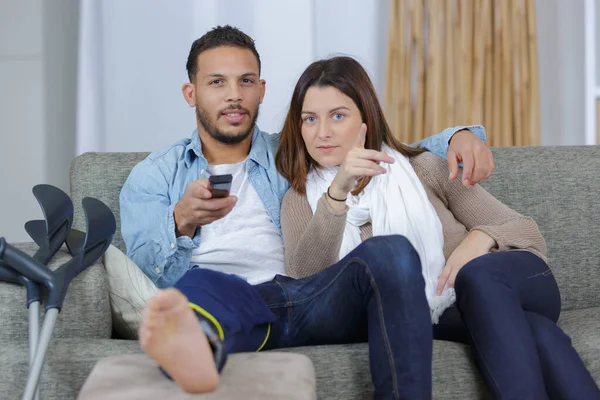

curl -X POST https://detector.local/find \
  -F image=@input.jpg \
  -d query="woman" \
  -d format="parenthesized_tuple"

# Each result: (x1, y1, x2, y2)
(275, 56, 599, 399)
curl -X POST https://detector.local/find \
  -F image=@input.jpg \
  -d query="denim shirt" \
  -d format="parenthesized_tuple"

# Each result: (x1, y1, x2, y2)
(120, 125, 486, 288)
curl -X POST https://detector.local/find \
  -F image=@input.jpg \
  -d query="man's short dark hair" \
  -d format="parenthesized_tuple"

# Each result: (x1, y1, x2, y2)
(186, 25, 261, 82)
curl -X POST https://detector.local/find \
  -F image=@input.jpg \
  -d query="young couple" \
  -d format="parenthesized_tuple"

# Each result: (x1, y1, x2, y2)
(120, 26, 599, 400)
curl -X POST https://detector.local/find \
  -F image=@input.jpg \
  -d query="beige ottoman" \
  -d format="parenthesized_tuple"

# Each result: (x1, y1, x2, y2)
(78, 352, 316, 400)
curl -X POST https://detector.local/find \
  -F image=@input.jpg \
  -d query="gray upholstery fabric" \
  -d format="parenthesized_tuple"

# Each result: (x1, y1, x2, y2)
(279, 341, 489, 400)
(557, 307, 600, 382)
(281, 306, 600, 399)
(78, 353, 316, 400)
(0, 243, 111, 341)
(70, 152, 149, 253)
(2, 306, 597, 400)
(481, 146, 600, 311)
(0, 339, 141, 400)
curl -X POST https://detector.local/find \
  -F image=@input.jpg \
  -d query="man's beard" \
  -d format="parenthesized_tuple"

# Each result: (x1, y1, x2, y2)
(196, 104, 259, 144)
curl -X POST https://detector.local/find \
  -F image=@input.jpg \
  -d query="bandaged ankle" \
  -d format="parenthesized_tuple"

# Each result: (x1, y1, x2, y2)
(188, 302, 227, 372)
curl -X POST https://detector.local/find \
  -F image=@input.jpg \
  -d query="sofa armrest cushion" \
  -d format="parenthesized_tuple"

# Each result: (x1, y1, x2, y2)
(103, 245, 158, 339)
(0, 242, 112, 340)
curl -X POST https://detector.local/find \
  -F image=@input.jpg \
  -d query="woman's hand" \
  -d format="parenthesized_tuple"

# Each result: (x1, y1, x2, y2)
(436, 230, 496, 295)
(328, 123, 395, 201)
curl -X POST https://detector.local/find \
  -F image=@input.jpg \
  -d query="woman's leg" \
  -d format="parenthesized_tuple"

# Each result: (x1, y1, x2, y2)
(433, 305, 469, 344)
(455, 251, 553, 399)
(262, 235, 433, 400)
(454, 250, 598, 400)
(524, 311, 600, 399)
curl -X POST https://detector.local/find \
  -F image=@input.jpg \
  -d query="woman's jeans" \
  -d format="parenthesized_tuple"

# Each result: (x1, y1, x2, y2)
(434, 251, 600, 400)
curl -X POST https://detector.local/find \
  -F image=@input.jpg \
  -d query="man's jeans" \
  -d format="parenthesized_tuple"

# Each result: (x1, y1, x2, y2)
(177, 235, 433, 400)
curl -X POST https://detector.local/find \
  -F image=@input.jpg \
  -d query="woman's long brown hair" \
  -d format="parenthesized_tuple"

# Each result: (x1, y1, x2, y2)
(275, 56, 423, 195)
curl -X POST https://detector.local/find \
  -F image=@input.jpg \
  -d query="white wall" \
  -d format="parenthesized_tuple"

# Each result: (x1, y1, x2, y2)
(1, 0, 388, 241)
(77, 0, 389, 153)
(43, 0, 79, 197)
(0, 0, 78, 242)
(536, 0, 586, 146)
(84, 0, 585, 150)
(0, 0, 46, 242)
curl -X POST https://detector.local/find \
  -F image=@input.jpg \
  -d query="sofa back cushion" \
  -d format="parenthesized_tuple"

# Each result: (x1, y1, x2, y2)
(70, 146, 600, 310)
(70, 152, 149, 253)
(480, 146, 600, 310)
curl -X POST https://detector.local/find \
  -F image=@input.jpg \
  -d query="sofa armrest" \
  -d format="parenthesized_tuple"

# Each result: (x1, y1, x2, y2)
(0, 242, 112, 341)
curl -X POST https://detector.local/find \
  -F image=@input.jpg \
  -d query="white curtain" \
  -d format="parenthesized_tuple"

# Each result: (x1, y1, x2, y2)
(76, 0, 389, 154)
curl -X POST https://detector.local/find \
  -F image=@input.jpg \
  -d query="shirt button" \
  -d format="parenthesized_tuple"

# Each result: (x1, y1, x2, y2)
(200, 169, 205, 175)
(170, 242, 175, 249)
(155, 267, 161, 274)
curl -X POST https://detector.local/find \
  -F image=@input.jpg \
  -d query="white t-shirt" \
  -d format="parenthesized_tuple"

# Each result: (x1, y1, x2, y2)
(190, 159, 286, 285)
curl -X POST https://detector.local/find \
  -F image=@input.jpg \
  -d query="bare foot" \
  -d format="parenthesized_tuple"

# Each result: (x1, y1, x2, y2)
(139, 288, 219, 393)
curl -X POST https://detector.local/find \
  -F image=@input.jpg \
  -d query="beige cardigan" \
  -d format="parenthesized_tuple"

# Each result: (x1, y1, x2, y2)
(281, 152, 548, 278)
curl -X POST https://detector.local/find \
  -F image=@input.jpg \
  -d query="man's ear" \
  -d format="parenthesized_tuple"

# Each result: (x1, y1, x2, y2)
(259, 79, 266, 104)
(182, 82, 196, 107)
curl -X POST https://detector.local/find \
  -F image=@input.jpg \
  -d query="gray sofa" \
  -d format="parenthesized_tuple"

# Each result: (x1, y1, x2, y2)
(1, 146, 599, 399)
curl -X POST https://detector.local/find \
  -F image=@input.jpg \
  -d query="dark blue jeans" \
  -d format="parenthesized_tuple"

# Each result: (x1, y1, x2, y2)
(434, 251, 600, 400)
(176, 235, 433, 400)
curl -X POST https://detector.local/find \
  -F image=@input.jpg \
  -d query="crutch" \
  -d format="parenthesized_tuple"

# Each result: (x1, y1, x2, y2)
(0, 196, 116, 400)
(0, 184, 74, 400)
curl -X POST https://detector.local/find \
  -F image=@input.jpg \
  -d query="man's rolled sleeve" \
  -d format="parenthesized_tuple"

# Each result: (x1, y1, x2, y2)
(411, 125, 487, 159)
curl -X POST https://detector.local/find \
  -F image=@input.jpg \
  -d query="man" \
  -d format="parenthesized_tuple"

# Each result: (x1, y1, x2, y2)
(121, 26, 495, 396)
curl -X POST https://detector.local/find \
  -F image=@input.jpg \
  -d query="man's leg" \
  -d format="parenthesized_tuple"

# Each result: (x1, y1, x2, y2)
(140, 268, 279, 393)
(139, 288, 219, 394)
(261, 235, 433, 400)
(175, 268, 277, 355)
(454, 251, 559, 400)
(141, 236, 433, 398)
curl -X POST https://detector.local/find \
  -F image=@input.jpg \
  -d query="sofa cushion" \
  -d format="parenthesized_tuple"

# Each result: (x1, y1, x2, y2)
(0, 338, 141, 400)
(70, 152, 149, 253)
(281, 341, 490, 400)
(78, 353, 316, 400)
(1, 308, 597, 400)
(70, 147, 600, 311)
(0, 242, 112, 341)
(104, 245, 158, 339)
(481, 146, 600, 311)
(277, 307, 600, 399)
(557, 306, 600, 382)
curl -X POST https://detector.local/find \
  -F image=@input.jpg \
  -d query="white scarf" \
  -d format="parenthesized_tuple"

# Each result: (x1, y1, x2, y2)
(306, 145, 455, 323)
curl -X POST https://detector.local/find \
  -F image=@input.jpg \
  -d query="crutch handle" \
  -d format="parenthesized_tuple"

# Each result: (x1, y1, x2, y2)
(22, 278, 41, 309)
(0, 239, 55, 292)
(45, 255, 82, 311)
(0, 262, 21, 284)
(0, 262, 43, 307)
